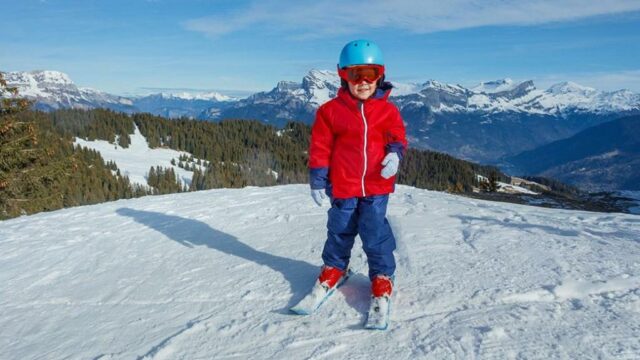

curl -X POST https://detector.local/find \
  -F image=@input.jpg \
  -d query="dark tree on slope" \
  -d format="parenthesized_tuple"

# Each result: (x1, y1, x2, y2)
(0, 73, 71, 218)
(49, 108, 134, 147)
(1, 76, 148, 220)
(147, 166, 183, 195)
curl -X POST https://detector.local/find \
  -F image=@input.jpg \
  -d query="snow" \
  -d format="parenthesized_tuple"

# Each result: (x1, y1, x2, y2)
(389, 81, 422, 96)
(158, 91, 234, 102)
(4, 70, 134, 110)
(1, 184, 639, 359)
(471, 78, 519, 94)
(475, 175, 540, 195)
(547, 81, 597, 95)
(497, 181, 539, 195)
(4, 71, 53, 98)
(5, 71, 75, 99)
(422, 79, 466, 94)
(303, 70, 340, 106)
(74, 125, 201, 188)
(618, 191, 640, 215)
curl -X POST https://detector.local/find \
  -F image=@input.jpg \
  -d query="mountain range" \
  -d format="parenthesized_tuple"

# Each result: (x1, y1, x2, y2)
(506, 115, 640, 191)
(2, 70, 236, 119)
(4, 69, 640, 190)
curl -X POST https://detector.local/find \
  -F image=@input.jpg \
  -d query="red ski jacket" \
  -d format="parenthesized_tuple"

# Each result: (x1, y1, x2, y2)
(309, 84, 407, 199)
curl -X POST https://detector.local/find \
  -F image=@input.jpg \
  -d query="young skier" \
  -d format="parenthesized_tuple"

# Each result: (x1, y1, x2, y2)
(291, 40, 407, 329)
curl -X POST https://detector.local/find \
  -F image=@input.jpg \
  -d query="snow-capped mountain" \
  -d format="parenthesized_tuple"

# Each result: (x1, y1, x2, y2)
(470, 78, 521, 94)
(1, 184, 639, 358)
(212, 71, 640, 125)
(215, 69, 340, 126)
(390, 77, 640, 115)
(132, 92, 237, 120)
(465, 80, 640, 115)
(156, 91, 234, 102)
(391, 78, 639, 163)
(3, 70, 136, 113)
(214, 71, 638, 163)
(6, 69, 638, 120)
(2, 70, 238, 119)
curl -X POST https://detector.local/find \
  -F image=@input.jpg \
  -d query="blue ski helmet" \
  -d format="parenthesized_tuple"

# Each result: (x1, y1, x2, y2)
(338, 40, 384, 69)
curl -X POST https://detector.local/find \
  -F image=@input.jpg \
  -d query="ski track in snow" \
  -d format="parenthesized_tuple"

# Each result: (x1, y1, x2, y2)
(1, 184, 639, 359)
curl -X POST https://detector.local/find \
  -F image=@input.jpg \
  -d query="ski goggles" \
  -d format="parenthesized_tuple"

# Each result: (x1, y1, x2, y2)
(338, 64, 385, 84)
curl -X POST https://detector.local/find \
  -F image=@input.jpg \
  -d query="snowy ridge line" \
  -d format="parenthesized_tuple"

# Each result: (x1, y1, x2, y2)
(4, 70, 639, 116)
(1, 184, 639, 359)
(243, 70, 640, 116)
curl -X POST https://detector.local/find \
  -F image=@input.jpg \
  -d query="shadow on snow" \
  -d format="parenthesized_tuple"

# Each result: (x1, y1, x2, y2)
(116, 207, 368, 315)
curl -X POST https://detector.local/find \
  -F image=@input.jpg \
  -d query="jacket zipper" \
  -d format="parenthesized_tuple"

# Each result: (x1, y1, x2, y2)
(359, 101, 368, 197)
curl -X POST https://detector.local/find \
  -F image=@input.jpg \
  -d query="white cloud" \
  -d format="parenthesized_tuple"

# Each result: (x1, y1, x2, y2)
(183, 0, 640, 38)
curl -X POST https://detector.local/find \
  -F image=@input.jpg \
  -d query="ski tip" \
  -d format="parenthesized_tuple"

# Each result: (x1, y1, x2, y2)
(289, 307, 310, 315)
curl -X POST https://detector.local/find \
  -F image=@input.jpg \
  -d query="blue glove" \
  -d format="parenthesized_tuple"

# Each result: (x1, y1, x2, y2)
(381, 152, 400, 179)
(310, 189, 327, 206)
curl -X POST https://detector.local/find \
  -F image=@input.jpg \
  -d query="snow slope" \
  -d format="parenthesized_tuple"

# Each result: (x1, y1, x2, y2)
(74, 126, 204, 188)
(1, 185, 639, 359)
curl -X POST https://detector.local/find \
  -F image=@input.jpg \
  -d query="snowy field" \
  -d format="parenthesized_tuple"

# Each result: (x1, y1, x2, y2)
(1, 185, 639, 359)
(74, 126, 204, 188)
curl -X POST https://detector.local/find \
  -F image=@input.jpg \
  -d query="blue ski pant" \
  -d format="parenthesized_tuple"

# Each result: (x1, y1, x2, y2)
(321, 194, 396, 280)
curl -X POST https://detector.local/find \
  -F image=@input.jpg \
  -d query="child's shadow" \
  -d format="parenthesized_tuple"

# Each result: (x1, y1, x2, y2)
(116, 207, 367, 315)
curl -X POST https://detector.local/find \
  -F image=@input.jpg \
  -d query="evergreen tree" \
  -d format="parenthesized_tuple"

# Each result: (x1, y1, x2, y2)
(1, 73, 70, 218)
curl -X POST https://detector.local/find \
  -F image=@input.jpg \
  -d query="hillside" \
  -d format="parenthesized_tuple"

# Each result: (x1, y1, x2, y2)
(1, 185, 639, 359)
(506, 115, 640, 191)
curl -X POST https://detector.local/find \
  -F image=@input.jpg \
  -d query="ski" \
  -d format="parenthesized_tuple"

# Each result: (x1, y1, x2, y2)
(289, 269, 352, 315)
(364, 295, 391, 330)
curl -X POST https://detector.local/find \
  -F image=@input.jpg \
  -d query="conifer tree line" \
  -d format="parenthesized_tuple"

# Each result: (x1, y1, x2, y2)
(147, 166, 188, 194)
(49, 108, 134, 147)
(38, 107, 507, 192)
(397, 149, 507, 193)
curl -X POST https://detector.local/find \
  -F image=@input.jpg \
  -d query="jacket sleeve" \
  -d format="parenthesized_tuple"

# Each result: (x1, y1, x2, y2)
(385, 106, 408, 160)
(308, 106, 333, 189)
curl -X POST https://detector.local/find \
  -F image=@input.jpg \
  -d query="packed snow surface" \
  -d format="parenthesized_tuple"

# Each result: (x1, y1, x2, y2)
(1, 185, 639, 359)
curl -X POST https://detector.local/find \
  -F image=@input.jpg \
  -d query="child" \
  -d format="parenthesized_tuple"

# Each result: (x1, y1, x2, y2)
(292, 40, 407, 326)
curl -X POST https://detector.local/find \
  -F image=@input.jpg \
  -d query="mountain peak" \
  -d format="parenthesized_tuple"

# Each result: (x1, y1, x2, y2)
(275, 80, 301, 92)
(305, 69, 337, 81)
(547, 81, 596, 95)
(471, 78, 532, 94)
(29, 70, 75, 86)
(421, 79, 465, 93)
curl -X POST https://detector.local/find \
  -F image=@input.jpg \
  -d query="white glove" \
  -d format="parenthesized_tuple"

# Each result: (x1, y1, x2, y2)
(310, 189, 327, 206)
(381, 152, 400, 179)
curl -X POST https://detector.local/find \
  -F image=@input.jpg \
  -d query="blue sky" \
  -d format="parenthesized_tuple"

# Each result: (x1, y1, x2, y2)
(2, 0, 640, 95)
